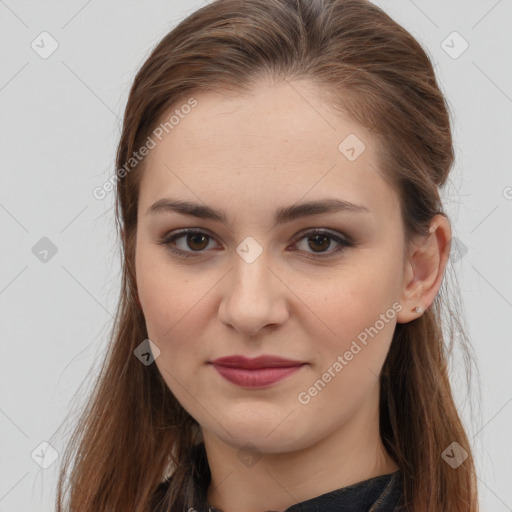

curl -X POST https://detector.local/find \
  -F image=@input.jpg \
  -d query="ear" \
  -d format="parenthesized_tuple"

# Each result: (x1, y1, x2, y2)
(396, 214, 452, 324)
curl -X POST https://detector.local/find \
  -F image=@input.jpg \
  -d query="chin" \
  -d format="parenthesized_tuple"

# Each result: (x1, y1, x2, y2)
(211, 417, 314, 454)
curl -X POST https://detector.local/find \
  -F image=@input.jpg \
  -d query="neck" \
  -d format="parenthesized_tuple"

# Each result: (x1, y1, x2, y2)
(204, 386, 399, 512)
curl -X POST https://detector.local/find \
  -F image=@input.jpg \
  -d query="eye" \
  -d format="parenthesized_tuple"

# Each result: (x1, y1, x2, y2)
(159, 229, 219, 258)
(158, 228, 353, 260)
(290, 228, 353, 259)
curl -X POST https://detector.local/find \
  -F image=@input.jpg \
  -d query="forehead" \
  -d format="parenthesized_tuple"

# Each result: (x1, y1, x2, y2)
(138, 80, 400, 221)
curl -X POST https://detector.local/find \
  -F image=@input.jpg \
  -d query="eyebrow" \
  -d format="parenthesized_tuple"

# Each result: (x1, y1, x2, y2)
(146, 197, 371, 227)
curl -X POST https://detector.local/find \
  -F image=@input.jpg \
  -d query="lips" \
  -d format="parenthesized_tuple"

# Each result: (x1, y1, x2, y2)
(211, 355, 306, 369)
(209, 355, 307, 388)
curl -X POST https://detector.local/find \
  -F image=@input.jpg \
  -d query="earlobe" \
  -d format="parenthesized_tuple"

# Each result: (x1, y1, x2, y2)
(396, 215, 451, 324)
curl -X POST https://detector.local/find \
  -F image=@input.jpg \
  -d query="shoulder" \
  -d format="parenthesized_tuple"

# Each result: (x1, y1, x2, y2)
(372, 470, 408, 512)
(376, 470, 406, 511)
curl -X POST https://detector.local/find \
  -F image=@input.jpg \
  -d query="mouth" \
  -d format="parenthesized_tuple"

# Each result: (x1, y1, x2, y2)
(209, 355, 307, 388)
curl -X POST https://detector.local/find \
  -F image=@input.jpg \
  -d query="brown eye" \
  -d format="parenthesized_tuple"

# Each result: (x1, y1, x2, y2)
(160, 229, 218, 258)
(160, 228, 353, 260)
(291, 229, 352, 259)
(184, 232, 210, 251)
(306, 233, 332, 253)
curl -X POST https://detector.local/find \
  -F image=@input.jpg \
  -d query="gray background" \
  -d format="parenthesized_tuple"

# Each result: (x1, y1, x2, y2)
(1, 1, 511, 510)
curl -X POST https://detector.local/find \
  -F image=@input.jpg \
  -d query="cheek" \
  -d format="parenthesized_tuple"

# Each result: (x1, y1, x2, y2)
(136, 243, 193, 339)
(303, 286, 398, 423)
(313, 258, 401, 368)
(135, 246, 217, 388)
(138, 261, 209, 402)
(141, 281, 202, 357)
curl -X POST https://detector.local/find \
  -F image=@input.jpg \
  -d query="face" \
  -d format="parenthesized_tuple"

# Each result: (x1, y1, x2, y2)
(135, 79, 408, 453)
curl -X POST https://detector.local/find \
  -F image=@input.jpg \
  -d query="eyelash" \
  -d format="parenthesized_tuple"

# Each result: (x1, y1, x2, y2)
(158, 228, 354, 260)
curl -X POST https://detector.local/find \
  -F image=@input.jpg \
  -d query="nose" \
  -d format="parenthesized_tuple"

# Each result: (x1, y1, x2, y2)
(218, 251, 289, 337)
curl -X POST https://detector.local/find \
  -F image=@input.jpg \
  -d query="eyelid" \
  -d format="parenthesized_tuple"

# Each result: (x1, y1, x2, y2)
(290, 227, 352, 245)
(159, 226, 354, 259)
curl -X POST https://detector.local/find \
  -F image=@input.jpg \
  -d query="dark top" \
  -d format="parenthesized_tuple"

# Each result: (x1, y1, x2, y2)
(154, 467, 405, 511)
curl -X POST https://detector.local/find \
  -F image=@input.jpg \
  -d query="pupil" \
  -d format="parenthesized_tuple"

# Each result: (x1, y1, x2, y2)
(188, 233, 208, 251)
(309, 234, 329, 252)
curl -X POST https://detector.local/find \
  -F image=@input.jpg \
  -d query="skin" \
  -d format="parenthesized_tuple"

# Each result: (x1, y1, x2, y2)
(135, 78, 451, 512)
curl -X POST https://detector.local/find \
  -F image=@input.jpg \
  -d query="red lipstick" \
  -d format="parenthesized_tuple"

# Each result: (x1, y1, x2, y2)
(210, 355, 306, 388)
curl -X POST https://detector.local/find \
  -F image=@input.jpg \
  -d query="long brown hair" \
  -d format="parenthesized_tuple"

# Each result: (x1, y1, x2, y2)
(55, 0, 480, 510)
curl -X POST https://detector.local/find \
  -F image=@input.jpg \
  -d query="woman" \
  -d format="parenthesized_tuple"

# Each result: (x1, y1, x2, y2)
(56, 0, 479, 510)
